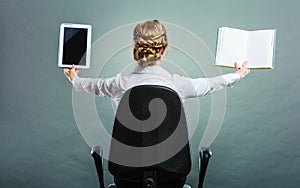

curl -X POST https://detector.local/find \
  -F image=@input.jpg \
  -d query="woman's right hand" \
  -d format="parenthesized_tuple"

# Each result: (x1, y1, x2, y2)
(235, 61, 250, 79)
(64, 64, 79, 81)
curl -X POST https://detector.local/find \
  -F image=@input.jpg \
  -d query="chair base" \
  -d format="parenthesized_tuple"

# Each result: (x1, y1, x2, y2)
(108, 183, 192, 188)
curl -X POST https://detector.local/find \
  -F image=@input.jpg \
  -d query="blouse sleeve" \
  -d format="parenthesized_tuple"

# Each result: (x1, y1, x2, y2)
(173, 73, 240, 98)
(72, 76, 119, 98)
(190, 73, 240, 97)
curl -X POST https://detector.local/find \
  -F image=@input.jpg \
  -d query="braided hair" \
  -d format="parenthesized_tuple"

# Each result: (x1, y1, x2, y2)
(133, 20, 168, 66)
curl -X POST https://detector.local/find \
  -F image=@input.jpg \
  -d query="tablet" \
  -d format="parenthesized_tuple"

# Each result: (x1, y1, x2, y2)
(58, 23, 92, 69)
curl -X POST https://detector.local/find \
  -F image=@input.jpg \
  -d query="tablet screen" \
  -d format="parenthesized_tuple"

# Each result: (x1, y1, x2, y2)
(58, 23, 92, 69)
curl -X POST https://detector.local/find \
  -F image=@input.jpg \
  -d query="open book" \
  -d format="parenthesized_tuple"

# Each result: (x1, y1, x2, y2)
(215, 27, 276, 69)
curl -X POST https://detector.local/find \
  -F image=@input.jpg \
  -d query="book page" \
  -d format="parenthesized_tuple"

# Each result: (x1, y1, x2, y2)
(215, 27, 248, 68)
(247, 30, 275, 68)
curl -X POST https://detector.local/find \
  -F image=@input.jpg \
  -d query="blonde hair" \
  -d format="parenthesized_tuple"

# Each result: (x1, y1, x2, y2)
(133, 20, 168, 66)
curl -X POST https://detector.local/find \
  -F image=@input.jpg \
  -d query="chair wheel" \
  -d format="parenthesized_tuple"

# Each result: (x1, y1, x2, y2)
(144, 177, 155, 188)
(183, 184, 192, 188)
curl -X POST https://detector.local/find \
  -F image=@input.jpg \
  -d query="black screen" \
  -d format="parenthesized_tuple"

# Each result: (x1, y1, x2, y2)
(62, 27, 88, 65)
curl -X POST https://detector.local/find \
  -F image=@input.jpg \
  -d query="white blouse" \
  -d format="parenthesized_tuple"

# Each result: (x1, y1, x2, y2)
(72, 65, 240, 103)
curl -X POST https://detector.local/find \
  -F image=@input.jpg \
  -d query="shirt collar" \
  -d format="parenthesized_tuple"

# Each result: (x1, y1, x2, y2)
(133, 64, 170, 75)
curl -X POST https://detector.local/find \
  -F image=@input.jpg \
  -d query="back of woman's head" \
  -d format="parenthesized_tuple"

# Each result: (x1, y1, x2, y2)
(133, 20, 168, 66)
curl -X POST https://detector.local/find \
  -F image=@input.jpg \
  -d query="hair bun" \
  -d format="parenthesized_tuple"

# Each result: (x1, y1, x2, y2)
(133, 20, 168, 66)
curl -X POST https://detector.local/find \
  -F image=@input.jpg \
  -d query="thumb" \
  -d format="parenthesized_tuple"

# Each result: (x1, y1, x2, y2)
(234, 62, 239, 71)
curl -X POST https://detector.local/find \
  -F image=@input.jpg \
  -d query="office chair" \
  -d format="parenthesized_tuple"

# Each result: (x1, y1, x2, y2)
(91, 85, 212, 188)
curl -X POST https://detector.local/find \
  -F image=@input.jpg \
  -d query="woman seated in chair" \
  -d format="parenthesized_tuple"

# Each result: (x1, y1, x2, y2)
(64, 20, 250, 188)
(64, 20, 249, 102)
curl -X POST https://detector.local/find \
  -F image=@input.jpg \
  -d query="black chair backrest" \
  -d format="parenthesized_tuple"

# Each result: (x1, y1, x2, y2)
(108, 85, 191, 183)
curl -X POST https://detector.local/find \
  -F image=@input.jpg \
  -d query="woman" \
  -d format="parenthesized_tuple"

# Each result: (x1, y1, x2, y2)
(64, 20, 249, 103)
(64, 20, 250, 188)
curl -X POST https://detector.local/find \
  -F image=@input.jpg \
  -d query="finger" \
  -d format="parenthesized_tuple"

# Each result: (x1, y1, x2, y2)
(72, 64, 76, 70)
(75, 69, 80, 74)
(64, 68, 70, 75)
(234, 62, 239, 71)
(246, 69, 250, 74)
(242, 61, 248, 68)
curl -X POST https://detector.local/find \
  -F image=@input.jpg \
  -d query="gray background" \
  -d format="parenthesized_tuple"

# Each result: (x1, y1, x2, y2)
(1, 0, 300, 187)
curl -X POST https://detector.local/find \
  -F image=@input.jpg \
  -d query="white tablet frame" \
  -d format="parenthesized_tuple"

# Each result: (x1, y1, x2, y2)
(58, 23, 92, 69)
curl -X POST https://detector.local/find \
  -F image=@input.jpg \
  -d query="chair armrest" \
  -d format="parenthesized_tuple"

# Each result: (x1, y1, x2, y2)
(198, 148, 212, 188)
(91, 146, 105, 188)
